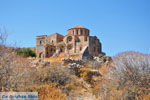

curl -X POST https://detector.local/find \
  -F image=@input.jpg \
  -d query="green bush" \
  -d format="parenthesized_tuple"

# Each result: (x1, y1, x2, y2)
(16, 48, 36, 57)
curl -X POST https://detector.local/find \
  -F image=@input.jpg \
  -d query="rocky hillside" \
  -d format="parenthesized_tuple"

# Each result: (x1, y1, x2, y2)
(0, 46, 150, 100)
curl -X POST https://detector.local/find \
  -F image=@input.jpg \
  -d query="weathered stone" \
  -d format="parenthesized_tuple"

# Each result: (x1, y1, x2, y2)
(36, 25, 103, 59)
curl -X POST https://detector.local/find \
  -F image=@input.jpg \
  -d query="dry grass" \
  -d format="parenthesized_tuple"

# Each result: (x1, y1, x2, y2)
(44, 55, 81, 63)
(35, 84, 67, 100)
(99, 65, 110, 75)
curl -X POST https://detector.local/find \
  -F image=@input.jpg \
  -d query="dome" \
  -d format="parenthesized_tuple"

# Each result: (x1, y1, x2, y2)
(71, 25, 87, 29)
(67, 25, 90, 36)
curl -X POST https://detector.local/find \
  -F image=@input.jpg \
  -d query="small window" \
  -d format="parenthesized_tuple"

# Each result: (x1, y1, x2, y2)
(80, 47, 82, 51)
(85, 36, 88, 41)
(86, 30, 89, 35)
(73, 30, 74, 35)
(76, 30, 78, 35)
(60, 48, 63, 52)
(67, 36, 72, 42)
(81, 30, 83, 35)
(40, 41, 42, 44)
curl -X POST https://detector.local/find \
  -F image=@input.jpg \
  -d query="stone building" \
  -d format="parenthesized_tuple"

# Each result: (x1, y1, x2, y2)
(36, 25, 102, 59)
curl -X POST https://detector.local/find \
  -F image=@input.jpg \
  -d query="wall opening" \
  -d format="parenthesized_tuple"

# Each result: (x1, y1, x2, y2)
(76, 29, 78, 35)
(39, 52, 43, 58)
(73, 30, 74, 35)
(84, 36, 88, 41)
(80, 46, 82, 51)
(40, 41, 42, 45)
(81, 30, 83, 35)
(60, 46, 64, 52)
(67, 36, 72, 42)
(46, 45, 56, 57)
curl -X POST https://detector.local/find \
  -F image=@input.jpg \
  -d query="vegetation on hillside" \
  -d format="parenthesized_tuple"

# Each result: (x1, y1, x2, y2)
(16, 48, 36, 57)
(0, 30, 150, 100)
(95, 52, 150, 100)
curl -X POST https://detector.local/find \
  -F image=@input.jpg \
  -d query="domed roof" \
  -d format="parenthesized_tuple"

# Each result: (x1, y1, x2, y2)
(68, 25, 89, 30)
(72, 25, 86, 28)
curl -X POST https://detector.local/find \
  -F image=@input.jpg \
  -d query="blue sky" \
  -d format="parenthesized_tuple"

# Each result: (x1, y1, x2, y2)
(0, 0, 150, 56)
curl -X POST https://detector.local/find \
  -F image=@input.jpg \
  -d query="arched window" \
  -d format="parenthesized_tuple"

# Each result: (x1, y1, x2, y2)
(40, 41, 42, 44)
(60, 48, 63, 52)
(39, 52, 42, 58)
(81, 30, 83, 35)
(60, 46, 64, 52)
(84, 36, 88, 41)
(76, 29, 78, 35)
(80, 46, 82, 51)
(67, 36, 72, 42)
(86, 30, 89, 35)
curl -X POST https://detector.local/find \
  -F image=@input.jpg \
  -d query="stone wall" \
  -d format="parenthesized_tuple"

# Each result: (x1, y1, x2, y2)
(36, 25, 103, 58)
(88, 36, 102, 56)
(36, 35, 47, 58)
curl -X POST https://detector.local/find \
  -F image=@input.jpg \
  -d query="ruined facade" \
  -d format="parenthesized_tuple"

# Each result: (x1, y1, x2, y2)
(36, 25, 102, 58)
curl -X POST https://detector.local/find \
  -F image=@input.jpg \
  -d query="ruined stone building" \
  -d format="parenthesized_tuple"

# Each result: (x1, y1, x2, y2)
(36, 25, 103, 59)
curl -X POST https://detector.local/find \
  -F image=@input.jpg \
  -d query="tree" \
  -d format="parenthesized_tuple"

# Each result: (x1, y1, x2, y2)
(107, 51, 150, 100)
(0, 27, 7, 46)
(16, 48, 36, 57)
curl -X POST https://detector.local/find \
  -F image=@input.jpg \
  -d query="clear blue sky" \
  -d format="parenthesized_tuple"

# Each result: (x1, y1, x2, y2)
(0, 0, 150, 56)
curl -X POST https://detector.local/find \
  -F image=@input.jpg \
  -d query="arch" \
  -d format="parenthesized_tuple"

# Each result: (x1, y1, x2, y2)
(84, 36, 88, 41)
(40, 41, 42, 45)
(80, 29, 83, 35)
(39, 52, 43, 58)
(75, 36, 80, 42)
(45, 45, 56, 57)
(86, 30, 89, 35)
(73, 30, 74, 35)
(67, 36, 73, 42)
(76, 29, 78, 35)
(59, 46, 64, 52)
(80, 46, 82, 51)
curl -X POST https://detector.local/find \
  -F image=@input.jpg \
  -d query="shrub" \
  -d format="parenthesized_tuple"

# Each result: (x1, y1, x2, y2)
(106, 51, 150, 100)
(16, 48, 36, 57)
(79, 68, 93, 83)
(0, 47, 33, 91)
(84, 59, 102, 70)
(34, 63, 71, 85)
(36, 84, 67, 100)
